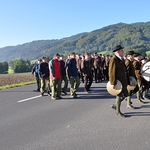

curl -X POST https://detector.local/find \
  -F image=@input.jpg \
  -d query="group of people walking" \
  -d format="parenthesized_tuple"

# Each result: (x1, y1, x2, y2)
(109, 45, 150, 118)
(31, 45, 150, 118)
(31, 52, 111, 100)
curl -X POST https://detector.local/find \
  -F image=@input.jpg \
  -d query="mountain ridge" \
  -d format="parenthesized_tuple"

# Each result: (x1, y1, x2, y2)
(1, 21, 150, 62)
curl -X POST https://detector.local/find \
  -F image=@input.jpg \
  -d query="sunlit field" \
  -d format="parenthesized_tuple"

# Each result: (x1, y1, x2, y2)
(0, 72, 35, 87)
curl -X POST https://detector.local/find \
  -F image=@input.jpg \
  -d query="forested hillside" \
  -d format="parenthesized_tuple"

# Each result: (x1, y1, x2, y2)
(1, 22, 150, 62)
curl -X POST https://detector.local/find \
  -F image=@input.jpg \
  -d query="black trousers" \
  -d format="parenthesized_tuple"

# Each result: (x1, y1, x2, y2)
(84, 74, 93, 91)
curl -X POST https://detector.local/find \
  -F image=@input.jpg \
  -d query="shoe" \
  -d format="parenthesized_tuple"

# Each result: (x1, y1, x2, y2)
(47, 92, 51, 96)
(127, 105, 135, 109)
(70, 95, 75, 98)
(144, 95, 150, 99)
(110, 104, 116, 110)
(70, 94, 77, 98)
(84, 90, 89, 93)
(37, 89, 40, 92)
(140, 95, 145, 100)
(137, 100, 145, 104)
(51, 97, 57, 100)
(41, 92, 44, 96)
(57, 96, 62, 99)
(116, 113, 126, 118)
(62, 91, 67, 95)
(74, 93, 77, 98)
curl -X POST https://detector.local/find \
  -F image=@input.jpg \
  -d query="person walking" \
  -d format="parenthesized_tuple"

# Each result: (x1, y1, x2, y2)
(125, 51, 136, 109)
(59, 55, 68, 95)
(31, 59, 42, 91)
(49, 53, 62, 100)
(81, 52, 93, 92)
(109, 45, 129, 118)
(67, 52, 80, 98)
(133, 53, 146, 104)
(39, 57, 51, 96)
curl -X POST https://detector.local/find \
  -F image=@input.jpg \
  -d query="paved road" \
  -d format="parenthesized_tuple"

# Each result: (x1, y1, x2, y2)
(0, 81, 150, 150)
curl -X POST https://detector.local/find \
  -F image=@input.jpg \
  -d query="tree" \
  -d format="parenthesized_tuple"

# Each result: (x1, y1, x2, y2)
(9, 58, 32, 73)
(0, 61, 8, 74)
(2, 61, 8, 73)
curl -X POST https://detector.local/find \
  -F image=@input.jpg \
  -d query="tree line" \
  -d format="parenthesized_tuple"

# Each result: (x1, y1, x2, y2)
(0, 57, 52, 74)
(0, 59, 33, 74)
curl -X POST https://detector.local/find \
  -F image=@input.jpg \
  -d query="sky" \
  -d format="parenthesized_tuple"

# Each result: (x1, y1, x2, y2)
(0, 0, 150, 48)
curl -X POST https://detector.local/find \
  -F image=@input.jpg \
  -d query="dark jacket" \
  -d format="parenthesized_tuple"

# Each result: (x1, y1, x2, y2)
(132, 60, 142, 80)
(67, 58, 78, 77)
(39, 62, 49, 78)
(81, 59, 92, 76)
(125, 59, 135, 78)
(109, 55, 129, 87)
(59, 60, 66, 76)
(31, 63, 40, 78)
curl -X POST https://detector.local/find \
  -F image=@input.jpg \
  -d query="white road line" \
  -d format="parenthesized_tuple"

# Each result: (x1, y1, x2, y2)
(18, 95, 41, 103)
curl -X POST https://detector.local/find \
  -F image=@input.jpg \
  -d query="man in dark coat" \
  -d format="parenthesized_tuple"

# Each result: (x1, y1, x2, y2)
(125, 51, 136, 109)
(59, 55, 68, 95)
(133, 53, 147, 104)
(109, 45, 129, 118)
(39, 57, 51, 96)
(81, 52, 93, 92)
(67, 52, 80, 98)
(31, 59, 42, 91)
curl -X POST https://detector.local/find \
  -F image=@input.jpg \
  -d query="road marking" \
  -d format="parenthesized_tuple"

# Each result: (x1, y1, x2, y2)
(18, 95, 41, 103)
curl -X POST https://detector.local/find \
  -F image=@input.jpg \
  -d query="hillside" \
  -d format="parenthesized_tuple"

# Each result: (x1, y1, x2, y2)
(1, 22, 150, 62)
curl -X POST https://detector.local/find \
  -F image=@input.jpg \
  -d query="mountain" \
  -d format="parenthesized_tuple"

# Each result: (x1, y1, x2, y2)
(1, 22, 150, 62)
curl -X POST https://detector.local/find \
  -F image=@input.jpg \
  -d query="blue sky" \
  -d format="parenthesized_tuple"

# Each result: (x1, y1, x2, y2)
(0, 0, 150, 48)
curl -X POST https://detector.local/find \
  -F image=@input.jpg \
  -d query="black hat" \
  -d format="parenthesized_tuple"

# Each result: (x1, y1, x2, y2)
(113, 45, 124, 52)
(127, 51, 134, 55)
(134, 53, 141, 57)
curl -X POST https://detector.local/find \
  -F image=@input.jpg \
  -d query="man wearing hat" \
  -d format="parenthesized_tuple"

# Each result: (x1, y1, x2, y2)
(125, 51, 136, 109)
(133, 53, 147, 104)
(109, 45, 129, 118)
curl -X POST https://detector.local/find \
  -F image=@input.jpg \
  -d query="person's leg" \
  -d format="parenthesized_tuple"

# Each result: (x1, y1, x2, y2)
(56, 79, 62, 98)
(69, 77, 75, 96)
(40, 78, 45, 95)
(62, 76, 68, 94)
(36, 77, 40, 91)
(50, 79, 56, 99)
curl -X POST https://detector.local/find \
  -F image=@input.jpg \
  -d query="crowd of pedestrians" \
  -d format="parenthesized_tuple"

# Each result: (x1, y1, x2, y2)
(31, 46, 150, 118)
(31, 51, 111, 100)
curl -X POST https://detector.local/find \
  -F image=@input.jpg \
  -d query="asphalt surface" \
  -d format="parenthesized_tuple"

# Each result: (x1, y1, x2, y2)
(0, 81, 150, 150)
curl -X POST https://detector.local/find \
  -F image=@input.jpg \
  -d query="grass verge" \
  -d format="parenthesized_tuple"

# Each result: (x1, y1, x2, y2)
(0, 81, 36, 90)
